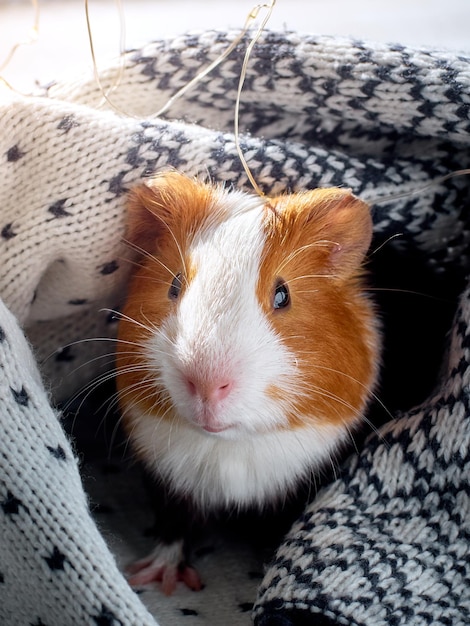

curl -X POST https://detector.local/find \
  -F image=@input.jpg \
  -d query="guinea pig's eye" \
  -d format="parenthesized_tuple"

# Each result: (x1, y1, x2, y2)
(273, 280, 290, 310)
(168, 272, 183, 300)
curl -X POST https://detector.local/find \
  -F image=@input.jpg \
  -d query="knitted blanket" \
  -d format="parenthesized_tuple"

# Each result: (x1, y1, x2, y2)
(0, 30, 469, 626)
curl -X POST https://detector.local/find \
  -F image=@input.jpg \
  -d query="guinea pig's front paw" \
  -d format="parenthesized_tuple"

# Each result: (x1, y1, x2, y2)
(126, 539, 202, 595)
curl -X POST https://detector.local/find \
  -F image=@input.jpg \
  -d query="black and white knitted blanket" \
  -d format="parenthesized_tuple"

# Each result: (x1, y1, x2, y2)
(0, 30, 469, 626)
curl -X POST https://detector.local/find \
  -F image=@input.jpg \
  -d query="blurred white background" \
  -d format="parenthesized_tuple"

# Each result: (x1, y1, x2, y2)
(1, 0, 469, 92)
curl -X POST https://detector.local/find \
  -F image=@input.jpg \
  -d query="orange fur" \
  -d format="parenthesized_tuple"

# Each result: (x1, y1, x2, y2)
(116, 172, 217, 428)
(125, 170, 219, 258)
(258, 188, 378, 429)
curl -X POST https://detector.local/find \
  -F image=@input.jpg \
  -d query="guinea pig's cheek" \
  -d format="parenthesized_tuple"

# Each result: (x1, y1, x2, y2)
(143, 319, 179, 392)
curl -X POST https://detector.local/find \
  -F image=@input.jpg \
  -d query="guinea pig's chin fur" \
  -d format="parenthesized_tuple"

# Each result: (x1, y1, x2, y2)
(125, 405, 349, 510)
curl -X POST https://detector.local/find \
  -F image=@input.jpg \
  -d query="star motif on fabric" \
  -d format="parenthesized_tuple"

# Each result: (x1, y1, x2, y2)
(99, 260, 119, 275)
(6, 144, 26, 162)
(44, 547, 66, 571)
(48, 199, 71, 219)
(180, 608, 198, 616)
(57, 115, 79, 134)
(1, 491, 22, 515)
(107, 172, 128, 198)
(68, 298, 88, 306)
(92, 605, 122, 625)
(1, 223, 17, 240)
(11, 385, 29, 407)
(46, 445, 67, 461)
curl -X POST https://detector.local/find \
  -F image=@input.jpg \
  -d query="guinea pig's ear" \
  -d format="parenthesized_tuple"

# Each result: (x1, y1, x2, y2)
(125, 172, 185, 253)
(318, 188, 372, 274)
(125, 171, 214, 255)
(125, 181, 163, 253)
(287, 187, 373, 277)
(272, 187, 372, 277)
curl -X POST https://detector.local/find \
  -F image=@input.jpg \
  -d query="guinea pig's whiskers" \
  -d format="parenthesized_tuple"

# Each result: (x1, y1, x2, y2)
(365, 286, 450, 303)
(124, 238, 186, 287)
(122, 239, 166, 269)
(139, 309, 165, 335)
(66, 360, 150, 417)
(298, 358, 392, 424)
(290, 422, 342, 484)
(165, 406, 181, 453)
(286, 274, 334, 282)
(341, 421, 361, 456)
(117, 377, 165, 419)
(96, 385, 125, 419)
(128, 213, 189, 287)
(297, 379, 388, 446)
(108, 413, 131, 462)
(274, 240, 339, 275)
(306, 384, 363, 421)
(165, 223, 188, 285)
(368, 233, 403, 257)
(59, 334, 157, 392)
(42, 336, 118, 368)
(61, 367, 117, 416)
(49, 337, 155, 390)
(292, 363, 369, 422)
(62, 363, 155, 457)
(115, 407, 142, 459)
(136, 275, 173, 291)
(117, 375, 157, 407)
(102, 308, 155, 336)
(65, 343, 146, 378)
(129, 395, 175, 468)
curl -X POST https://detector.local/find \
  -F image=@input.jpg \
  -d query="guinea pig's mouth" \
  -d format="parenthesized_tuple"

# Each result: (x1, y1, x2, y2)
(200, 423, 232, 434)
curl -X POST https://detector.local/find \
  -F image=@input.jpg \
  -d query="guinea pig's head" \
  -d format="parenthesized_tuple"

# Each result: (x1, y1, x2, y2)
(116, 171, 379, 446)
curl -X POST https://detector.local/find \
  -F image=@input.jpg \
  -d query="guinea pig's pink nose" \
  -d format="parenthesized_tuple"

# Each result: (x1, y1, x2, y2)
(186, 377, 233, 403)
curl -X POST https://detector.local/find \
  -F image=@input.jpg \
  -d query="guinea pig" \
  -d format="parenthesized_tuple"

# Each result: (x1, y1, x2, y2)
(116, 170, 380, 594)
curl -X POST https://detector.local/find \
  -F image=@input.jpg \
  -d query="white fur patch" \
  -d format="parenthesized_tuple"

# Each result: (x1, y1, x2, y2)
(128, 406, 347, 510)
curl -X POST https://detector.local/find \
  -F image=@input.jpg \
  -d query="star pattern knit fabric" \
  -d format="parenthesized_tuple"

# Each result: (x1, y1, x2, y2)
(254, 286, 470, 626)
(0, 30, 469, 625)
